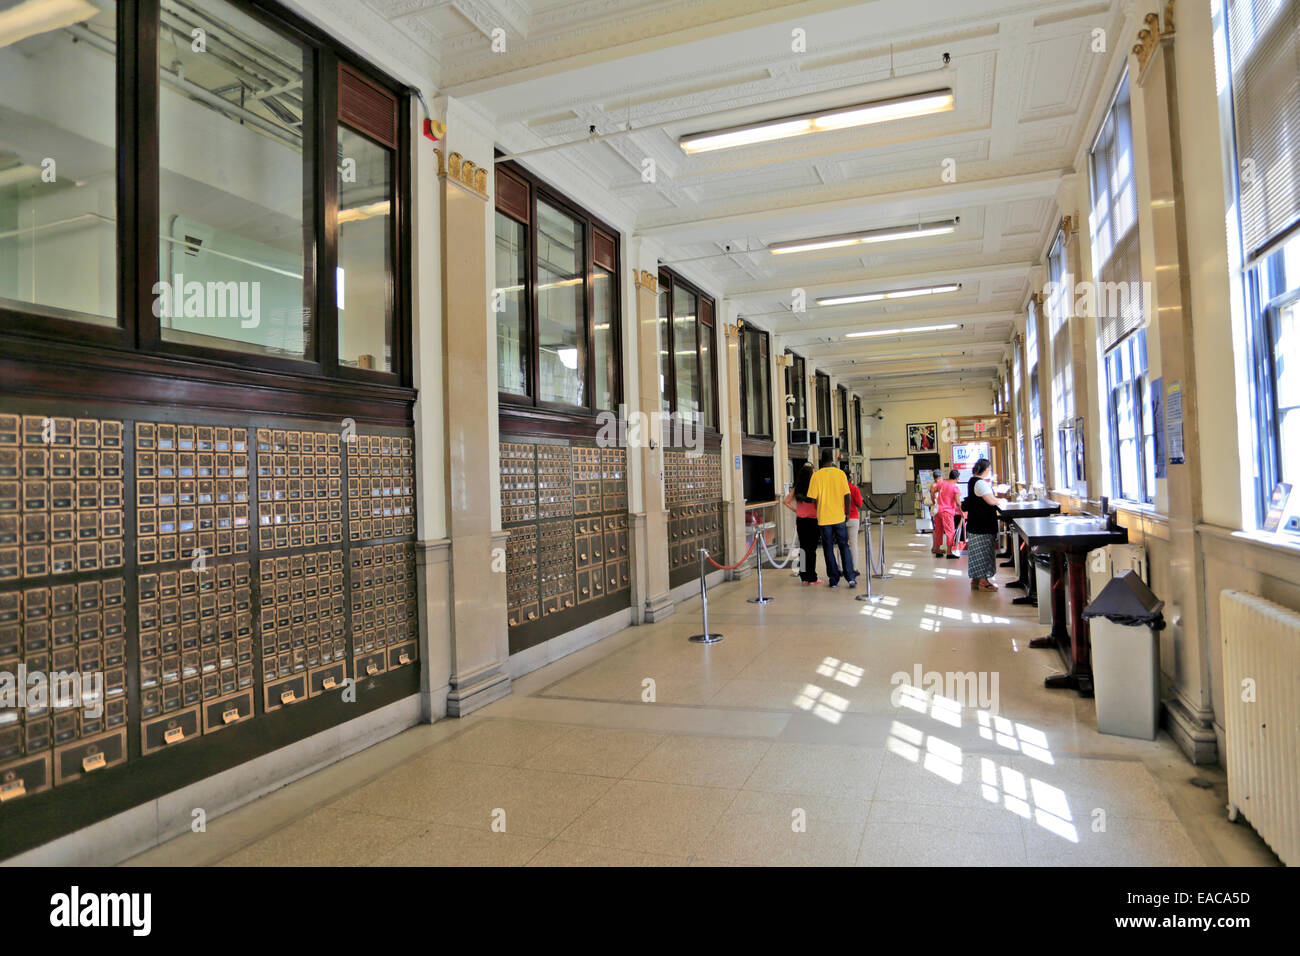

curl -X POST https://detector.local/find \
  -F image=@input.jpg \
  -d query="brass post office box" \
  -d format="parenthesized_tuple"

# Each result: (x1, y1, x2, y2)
(264, 672, 308, 712)
(0, 753, 52, 802)
(202, 689, 253, 734)
(55, 727, 126, 784)
(140, 706, 199, 755)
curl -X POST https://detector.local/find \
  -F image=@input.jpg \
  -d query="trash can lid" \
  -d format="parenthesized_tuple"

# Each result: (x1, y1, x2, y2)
(1082, 569, 1165, 628)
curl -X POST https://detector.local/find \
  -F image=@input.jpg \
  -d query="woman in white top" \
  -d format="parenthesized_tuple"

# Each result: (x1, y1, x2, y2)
(963, 458, 1002, 591)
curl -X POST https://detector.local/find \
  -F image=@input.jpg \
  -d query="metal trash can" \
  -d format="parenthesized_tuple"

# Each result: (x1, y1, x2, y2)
(1033, 553, 1053, 625)
(1082, 570, 1166, 740)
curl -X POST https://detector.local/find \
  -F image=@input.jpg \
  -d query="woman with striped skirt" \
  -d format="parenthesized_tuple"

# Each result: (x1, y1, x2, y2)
(962, 458, 1001, 592)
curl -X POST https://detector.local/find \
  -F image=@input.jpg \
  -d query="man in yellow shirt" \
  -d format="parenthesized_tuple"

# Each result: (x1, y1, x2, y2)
(806, 449, 858, 588)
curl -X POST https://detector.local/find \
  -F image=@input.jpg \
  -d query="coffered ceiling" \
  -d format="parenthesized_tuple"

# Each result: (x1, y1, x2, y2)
(344, 0, 1136, 401)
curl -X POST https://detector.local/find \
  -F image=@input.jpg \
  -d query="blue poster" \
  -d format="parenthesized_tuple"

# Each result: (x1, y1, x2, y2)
(1152, 376, 1166, 479)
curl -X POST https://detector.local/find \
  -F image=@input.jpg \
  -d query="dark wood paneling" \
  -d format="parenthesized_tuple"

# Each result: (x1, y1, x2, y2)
(0, 343, 414, 425)
(338, 62, 398, 149)
(495, 167, 530, 223)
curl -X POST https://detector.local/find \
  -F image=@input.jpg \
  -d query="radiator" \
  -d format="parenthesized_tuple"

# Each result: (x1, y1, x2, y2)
(1220, 590, 1300, 865)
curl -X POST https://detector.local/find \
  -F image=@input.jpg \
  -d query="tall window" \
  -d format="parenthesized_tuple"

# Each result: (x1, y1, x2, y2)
(1090, 71, 1153, 503)
(740, 325, 772, 438)
(0, 0, 408, 380)
(1222, 0, 1300, 526)
(785, 351, 807, 432)
(1048, 232, 1076, 489)
(656, 268, 717, 431)
(852, 396, 863, 456)
(1025, 298, 1044, 486)
(494, 163, 620, 412)
(0, 0, 118, 326)
(815, 372, 832, 437)
(837, 385, 849, 453)
(1105, 334, 1156, 503)
(1012, 341, 1026, 483)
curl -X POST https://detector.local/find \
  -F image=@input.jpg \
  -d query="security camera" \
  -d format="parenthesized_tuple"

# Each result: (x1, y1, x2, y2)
(942, 52, 951, 65)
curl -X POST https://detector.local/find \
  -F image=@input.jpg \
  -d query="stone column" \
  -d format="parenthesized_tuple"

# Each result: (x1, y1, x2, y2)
(629, 243, 673, 622)
(434, 98, 510, 715)
(1133, 9, 1216, 762)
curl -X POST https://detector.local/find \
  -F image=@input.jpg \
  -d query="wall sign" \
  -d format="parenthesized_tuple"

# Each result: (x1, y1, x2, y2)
(1166, 380, 1185, 466)
(1151, 377, 1166, 479)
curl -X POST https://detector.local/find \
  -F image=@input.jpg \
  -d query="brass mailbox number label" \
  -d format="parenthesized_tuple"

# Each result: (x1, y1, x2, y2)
(399, 653, 411, 665)
(222, 707, 240, 724)
(0, 778, 26, 801)
(164, 726, 185, 745)
(365, 662, 378, 676)
(82, 752, 106, 771)
(322, 676, 336, 689)
(280, 689, 296, 705)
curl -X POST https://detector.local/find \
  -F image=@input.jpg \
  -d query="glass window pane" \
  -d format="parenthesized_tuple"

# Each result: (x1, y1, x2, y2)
(673, 289, 699, 423)
(536, 200, 584, 405)
(158, 0, 310, 357)
(336, 125, 393, 371)
(657, 285, 671, 413)
(0, 0, 117, 325)
(700, 317, 714, 429)
(494, 211, 528, 395)
(592, 266, 615, 410)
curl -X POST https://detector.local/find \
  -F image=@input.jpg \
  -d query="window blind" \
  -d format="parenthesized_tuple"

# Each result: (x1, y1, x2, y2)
(1227, 0, 1300, 264)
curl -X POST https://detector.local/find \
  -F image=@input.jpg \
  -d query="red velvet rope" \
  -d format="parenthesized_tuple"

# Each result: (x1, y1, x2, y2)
(703, 534, 759, 570)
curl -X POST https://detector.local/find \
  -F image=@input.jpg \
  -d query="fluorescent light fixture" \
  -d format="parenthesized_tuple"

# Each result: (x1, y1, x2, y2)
(336, 200, 390, 225)
(0, 0, 97, 48)
(770, 219, 959, 256)
(816, 283, 961, 307)
(557, 348, 578, 370)
(845, 323, 960, 339)
(679, 89, 954, 154)
(336, 267, 345, 311)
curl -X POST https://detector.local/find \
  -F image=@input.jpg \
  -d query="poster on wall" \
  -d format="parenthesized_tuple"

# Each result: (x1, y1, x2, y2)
(1166, 380, 1185, 466)
(907, 422, 937, 454)
(1151, 376, 1166, 479)
(952, 441, 990, 486)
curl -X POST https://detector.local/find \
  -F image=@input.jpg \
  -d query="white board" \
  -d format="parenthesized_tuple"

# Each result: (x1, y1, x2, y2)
(869, 457, 907, 494)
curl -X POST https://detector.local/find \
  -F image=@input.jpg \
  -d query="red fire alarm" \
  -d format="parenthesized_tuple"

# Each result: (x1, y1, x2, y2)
(423, 119, 445, 142)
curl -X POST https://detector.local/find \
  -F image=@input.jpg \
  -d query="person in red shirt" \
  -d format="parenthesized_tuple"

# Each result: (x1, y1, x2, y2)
(842, 464, 864, 580)
(782, 462, 820, 584)
(931, 468, 962, 558)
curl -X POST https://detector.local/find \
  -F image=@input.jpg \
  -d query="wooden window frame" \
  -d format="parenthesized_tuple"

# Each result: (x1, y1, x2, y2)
(656, 267, 719, 438)
(739, 324, 772, 440)
(493, 159, 622, 418)
(0, 0, 414, 391)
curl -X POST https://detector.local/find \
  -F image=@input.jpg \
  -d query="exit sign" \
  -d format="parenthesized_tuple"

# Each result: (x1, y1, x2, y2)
(974, 422, 987, 433)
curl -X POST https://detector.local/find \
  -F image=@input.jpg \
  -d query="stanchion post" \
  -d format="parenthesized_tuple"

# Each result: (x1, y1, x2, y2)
(874, 516, 894, 580)
(688, 547, 723, 644)
(748, 531, 772, 605)
(855, 519, 879, 603)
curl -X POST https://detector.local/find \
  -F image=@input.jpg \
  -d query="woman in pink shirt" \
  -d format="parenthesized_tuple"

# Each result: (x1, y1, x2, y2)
(931, 469, 962, 559)
(782, 462, 820, 584)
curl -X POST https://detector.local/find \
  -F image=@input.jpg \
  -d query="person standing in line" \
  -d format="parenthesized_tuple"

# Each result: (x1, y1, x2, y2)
(783, 461, 820, 585)
(963, 458, 1003, 591)
(842, 464, 864, 579)
(932, 469, 963, 559)
(807, 449, 857, 588)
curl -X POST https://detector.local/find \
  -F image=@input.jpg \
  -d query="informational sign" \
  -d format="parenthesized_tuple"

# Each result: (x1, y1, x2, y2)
(1263, 482, 1292, 533)
(1152, 377, 1166, 479)
(952, 441, 990, 485)
(974, 421, 986, 433)
(1166, 380, 1185, 466)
